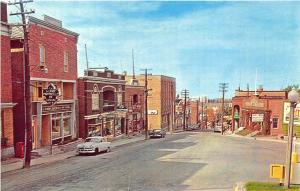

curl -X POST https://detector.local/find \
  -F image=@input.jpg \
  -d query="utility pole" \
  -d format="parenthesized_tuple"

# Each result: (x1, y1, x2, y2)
(141, 69, 152, 140)
(181, 89, 189, 131)
(9, 0, 35, 168)
(85, 44, 89, 70)
(196, 99, 199, 125)
(219, 83, 228, 135)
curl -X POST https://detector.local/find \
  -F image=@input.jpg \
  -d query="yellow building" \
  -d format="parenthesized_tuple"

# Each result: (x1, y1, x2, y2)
(135, 75, 176, 131)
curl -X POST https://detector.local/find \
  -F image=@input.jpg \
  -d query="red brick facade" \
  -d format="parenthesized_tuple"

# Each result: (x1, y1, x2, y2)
(125, 81, 145, 134)
(78, 69, 127, 139)
(232, 89, 287, 136)
(11, 15, 79, 151)
(1, 2, 14, 149)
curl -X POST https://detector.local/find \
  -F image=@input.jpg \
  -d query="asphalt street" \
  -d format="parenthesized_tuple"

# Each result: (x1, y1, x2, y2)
(1, 132, 285, 191)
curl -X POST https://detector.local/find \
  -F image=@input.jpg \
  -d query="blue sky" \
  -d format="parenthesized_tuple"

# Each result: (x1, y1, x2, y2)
(8, 1, 300, 98)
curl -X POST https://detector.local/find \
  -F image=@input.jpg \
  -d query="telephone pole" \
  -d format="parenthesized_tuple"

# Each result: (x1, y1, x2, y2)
(9, 0, 35, 168)
(219, 83, 228, 135)
(141, 69, 152, 140)
(181, 89, 189, 131)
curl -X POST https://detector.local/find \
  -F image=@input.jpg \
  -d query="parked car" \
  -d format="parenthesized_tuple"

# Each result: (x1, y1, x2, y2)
(214, 125, 222, 133)
(149, 129, 166, 138)
(77, 136, 111, 155)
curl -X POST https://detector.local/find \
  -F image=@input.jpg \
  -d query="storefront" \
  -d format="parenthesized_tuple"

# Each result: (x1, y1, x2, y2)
(84, 111, 126, 139)
(32, 102, 76, 149)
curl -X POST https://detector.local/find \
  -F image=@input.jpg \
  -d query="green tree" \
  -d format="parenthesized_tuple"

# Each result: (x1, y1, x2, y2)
(283, 84, 300, 93)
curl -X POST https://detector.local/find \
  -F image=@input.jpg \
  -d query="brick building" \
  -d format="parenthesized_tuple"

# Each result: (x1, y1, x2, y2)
(136, 75, 176, 131)
(11, 15, 79, 151)
(175, 98, 192, 130)
(189, 99, 200, 125)
(1, 2, 15, 157)
(232, 87, 287, 136)
(125, 77, 145, 134)
(78, 68, 127, 139)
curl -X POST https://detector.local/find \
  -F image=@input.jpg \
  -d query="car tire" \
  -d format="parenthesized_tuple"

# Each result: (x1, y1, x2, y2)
(95, 148, 99, 154)
(106, 147, 111, 153)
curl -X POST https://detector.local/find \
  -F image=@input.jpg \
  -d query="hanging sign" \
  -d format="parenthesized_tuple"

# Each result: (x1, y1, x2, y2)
(43, 83, 59, 105)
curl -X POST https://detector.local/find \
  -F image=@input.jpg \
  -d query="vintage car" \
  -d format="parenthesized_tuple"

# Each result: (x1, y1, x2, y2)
(149, 129, 166, 138)
(77, 136, 111, 154)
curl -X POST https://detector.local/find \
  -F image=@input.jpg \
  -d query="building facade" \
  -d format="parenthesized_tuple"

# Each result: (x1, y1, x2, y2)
(11, 15, 79, 151)
(232, 88, 287, 136)
(136, 75, 176, 131)
(78, 68, 127, 139)
(1, 2, 15, 156)
(125, 77, 145, 134)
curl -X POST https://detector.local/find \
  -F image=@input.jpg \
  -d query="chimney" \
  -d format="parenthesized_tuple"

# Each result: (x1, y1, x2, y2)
(44, 15, 62, 27)
(1, 2, 8, 23)
(257, 85, 263, 92)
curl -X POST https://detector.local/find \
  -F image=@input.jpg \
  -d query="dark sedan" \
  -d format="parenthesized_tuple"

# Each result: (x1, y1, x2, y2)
(149, 129, 166, 138)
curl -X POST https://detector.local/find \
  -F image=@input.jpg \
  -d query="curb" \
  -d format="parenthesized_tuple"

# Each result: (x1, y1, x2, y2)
(228, 134, 300, 145)
(1, 136, 145, 174)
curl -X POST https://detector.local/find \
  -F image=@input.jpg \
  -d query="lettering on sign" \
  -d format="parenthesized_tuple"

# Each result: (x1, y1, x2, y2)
(283, 102, 300, 125)
(42, 104, 72, 114)
(245, 98, 264, 108)
(252, 114, 264, 122)
(148, 110, 158, 115)
(43, 83, 59, 105)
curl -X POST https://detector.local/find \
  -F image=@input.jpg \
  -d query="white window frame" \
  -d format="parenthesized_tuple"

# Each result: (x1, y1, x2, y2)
(39, 45, 45, 66)
(64, 51, 69, 72)
(92, 93, 100, 111)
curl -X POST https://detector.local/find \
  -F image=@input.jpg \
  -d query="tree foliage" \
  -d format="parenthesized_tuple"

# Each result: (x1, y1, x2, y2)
(283, 84, 300, 93)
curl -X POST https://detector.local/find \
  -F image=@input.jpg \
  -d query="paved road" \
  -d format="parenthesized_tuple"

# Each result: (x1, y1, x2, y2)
(1, 132, 285, 191)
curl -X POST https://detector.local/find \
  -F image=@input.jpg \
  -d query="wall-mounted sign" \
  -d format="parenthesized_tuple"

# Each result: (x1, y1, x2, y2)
(42, 104, 71, 114)
(43, 83, 59, 105)
(252, 114, 264, 122)
(283, 102, 300, 125)
(245, 97, 265, 108)
(148, 110, 158, 115)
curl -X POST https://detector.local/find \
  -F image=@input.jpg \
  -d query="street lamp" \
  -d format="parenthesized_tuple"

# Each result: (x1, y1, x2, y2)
(284, 88, 299, 188)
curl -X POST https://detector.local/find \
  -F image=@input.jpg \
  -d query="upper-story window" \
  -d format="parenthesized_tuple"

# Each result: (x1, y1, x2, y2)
(133, 94, 138, 104)
(64, 51, 69, 72)
(107, 72, 111, 78)
(39, 45, 45, 66)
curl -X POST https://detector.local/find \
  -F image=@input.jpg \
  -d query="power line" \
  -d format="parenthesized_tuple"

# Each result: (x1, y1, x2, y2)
(219, 83, 228, 135)
(140, 68, 152, 140)
(9, 0, 35, 168)
(181, 89, 189, 131)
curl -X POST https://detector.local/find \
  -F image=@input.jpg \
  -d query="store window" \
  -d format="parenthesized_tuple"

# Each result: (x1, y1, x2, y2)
(63, 113, 71, 136)
(52, 114, 61, 139)
(273, 118, 278, 129)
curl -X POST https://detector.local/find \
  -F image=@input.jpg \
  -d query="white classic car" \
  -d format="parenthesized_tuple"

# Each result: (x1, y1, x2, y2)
(77, 136, 111, 154)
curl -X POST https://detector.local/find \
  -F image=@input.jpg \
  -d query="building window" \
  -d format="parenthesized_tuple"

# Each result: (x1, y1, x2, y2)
(92, 93, 99, 110)
(39, 45, 45, 66)
(64, 51, 68, 72)
(63, 113, 71, 136)
(52, 114, 61, 139)
(133, 94, 138, 104)
(38, 86, 43, 98)
(107, 72, 111, 78)
(273, 118, 278, 129)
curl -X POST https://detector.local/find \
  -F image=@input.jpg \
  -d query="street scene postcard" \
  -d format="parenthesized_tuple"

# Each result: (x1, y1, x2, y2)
(1, 0, 300, 191)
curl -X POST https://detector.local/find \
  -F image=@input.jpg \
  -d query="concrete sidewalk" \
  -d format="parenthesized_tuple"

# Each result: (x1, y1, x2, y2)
(228, 133, 300, 145)
(1, 135, 145, 173)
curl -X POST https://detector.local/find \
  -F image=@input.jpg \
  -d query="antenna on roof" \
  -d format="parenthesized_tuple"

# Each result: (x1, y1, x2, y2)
(254, 68, 258, 96)
(132, 48, 135, 79)
(85, 44, 89, 70)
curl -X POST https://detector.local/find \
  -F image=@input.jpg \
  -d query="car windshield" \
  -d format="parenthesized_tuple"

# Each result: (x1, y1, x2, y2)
(154, 129, 161, 132)
(85, 138, 99, 142)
